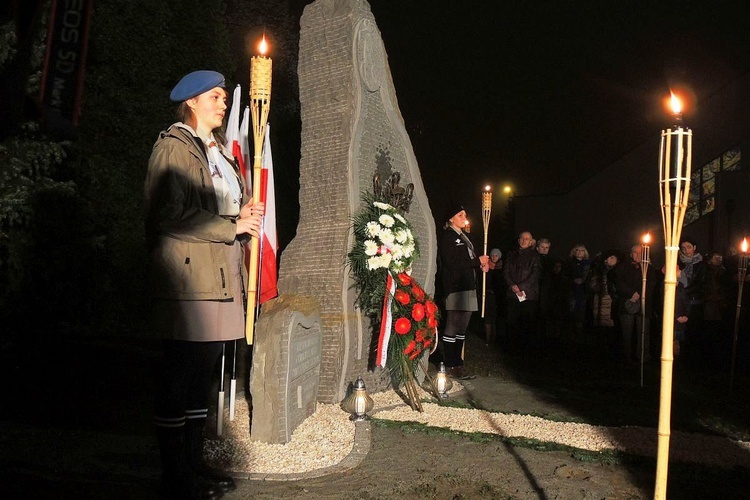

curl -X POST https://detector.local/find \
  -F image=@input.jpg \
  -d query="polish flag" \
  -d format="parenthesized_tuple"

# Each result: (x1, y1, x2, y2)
(259, 123, 278, 303)
(239, 106, 250, 187)
(224, 85, 246, 182)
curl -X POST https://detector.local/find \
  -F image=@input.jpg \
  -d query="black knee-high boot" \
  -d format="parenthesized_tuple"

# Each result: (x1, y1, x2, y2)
(443, 335, 459, 368)
(184, 411, 236, 493)
(156, 424, 223, 500)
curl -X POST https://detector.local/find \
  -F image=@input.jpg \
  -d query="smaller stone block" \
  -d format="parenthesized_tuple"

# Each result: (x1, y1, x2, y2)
(249, 295, 323, 444)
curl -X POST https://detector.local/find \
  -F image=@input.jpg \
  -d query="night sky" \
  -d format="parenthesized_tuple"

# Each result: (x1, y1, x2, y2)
(364, 0, 750, 216)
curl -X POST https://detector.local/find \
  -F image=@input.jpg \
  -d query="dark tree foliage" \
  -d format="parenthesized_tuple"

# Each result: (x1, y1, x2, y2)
(1, 0, 239, 340)
(73, 0, 236, 336)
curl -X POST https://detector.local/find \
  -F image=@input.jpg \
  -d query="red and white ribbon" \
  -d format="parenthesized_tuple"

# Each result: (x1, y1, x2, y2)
(376, 272, 396, 367)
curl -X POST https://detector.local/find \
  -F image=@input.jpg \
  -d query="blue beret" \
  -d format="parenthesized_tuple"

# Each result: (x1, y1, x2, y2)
(169, 70, 226, 102)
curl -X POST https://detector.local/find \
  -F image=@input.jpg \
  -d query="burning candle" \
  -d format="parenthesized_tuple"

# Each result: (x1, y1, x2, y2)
(250, 35, 272, 102)
(669, 91, 682, 122)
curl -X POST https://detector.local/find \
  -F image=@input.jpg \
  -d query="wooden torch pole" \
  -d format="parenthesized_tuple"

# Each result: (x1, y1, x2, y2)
(481, 186, 492, 317)
(245, 37, 272, 344)
(654, 93, 692, 500)
(730, 239, 748, 389)
(640, 233, 650, 388)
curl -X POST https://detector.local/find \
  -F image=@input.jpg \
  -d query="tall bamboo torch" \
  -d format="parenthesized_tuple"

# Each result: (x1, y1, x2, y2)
(640, 232, 651, 387)
(654, 91, 692, 500)
(481, 185, 492, 317)
(730, 237, 748, 389)
(245, 35, 272, 344)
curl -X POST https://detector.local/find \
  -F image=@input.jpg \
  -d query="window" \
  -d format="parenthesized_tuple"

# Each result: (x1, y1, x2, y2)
(684, 146, 741, 225)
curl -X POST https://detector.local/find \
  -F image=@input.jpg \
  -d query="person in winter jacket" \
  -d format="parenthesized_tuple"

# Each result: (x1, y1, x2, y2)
(145, 70, 264, 500)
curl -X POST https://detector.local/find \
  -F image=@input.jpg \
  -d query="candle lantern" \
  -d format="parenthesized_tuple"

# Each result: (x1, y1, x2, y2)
(245, 35, 273, 344)
(341, 377, 374, 421)
(435, 362, 453, 399)
(639, 232, 651, 387)
(654, 92, 693, 500)
(730, 237, 749, 388)
(481, 185, 493, 318)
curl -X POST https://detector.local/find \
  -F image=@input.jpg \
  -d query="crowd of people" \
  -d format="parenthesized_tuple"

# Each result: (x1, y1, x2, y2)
(437, 213, 749, 380)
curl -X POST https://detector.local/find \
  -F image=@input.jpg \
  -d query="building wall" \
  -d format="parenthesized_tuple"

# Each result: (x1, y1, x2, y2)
(514, 72, 750, 264)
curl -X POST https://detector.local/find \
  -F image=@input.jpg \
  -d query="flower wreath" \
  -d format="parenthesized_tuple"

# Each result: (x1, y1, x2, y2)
(347, 193, 439, 397)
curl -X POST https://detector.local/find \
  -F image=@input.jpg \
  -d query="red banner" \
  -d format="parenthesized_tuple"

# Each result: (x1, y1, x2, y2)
(39, 0, 94, 135)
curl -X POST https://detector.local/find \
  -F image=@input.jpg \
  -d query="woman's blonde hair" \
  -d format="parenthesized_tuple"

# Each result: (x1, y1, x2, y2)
(569, 244, 589, 259)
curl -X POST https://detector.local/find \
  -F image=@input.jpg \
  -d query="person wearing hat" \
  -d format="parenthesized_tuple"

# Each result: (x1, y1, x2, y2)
(437, 203, 489, 379)
(144, 70, 264, 499)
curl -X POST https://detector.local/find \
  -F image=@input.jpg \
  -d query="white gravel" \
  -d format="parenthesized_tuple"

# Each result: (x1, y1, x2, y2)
(206, 382, 750, 474)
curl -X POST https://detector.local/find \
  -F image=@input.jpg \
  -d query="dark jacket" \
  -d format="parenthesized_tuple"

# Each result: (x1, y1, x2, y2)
(678, 254, 706, 303)
(503, 246, 541, 300)
(613, 258, 658, 316)
(438, 227, 481, 295)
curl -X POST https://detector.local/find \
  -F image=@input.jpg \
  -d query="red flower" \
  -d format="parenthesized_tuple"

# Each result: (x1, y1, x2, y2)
(411, 303, 425, 322)
(394, 289, 410, 306)
(423, 339, 432, 349)
(411, 285, 425, 302)
(395, 317, 412, 335)
(425, 300, 438, 315)
(397, 273, 412, 285)
(403, 340, 417, 354)
(415, 329, 426, 342)
(427, 316, 438, 328)
(409, 349, 421, 360)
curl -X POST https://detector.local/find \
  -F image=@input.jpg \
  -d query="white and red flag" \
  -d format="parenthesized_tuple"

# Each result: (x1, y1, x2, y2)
(258, 123, 278, 303)
(223, 85, 245, 177)
(239, 106, 250, 187)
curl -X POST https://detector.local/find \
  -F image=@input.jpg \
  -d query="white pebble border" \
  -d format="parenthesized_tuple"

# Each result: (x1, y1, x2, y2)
(207, 381, 750, 476)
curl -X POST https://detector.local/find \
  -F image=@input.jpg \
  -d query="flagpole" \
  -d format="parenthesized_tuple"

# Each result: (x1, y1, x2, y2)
(217, 343, 226, 435)
(229, 340, 237, 421)
(246, 37, 272, 344)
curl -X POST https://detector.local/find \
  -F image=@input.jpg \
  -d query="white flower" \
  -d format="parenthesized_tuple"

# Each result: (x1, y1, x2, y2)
(403, 243, 415, 257)
(394, 213, 406, 224)
(367, 255, 382, 270)
(364, 240, 378, 256)
(379, 228, 395, 245)
(379, 214, 395, 228)
(392, 259, 404, 272)
(373, 201, 394, 211)
(390, 244, 402, 258)
(395, 229, 408, 243)
(367, 253, 393, 271)
(380, 253, 392, 268)
(366, 222, 380, 237)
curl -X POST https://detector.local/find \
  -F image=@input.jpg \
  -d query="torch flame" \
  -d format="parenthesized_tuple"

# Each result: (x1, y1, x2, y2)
(670, 91, 682, 115)
(643, 232, 651, 245)
(485, 185, 491, 192)
(259, 35, 268, 56)
(742, 238, 748, 253)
